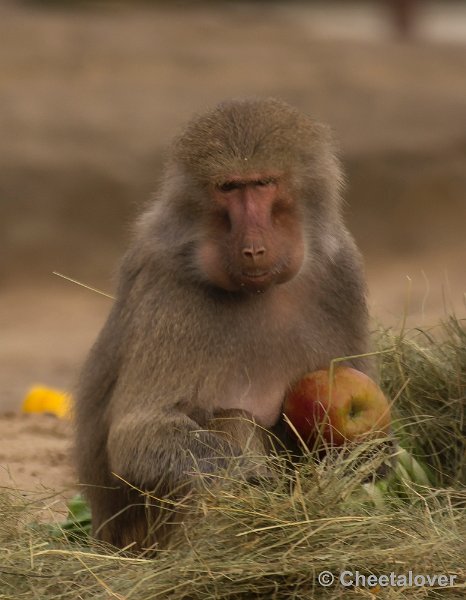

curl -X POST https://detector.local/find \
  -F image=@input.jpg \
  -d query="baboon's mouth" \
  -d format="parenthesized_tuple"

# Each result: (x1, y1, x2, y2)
(241, 270, 270, 279)
(237, 270, 275, 293)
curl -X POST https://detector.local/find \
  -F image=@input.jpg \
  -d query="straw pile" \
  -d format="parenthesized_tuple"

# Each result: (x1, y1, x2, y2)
(380, 316, 466, 486)
(1, 317, 465, 599)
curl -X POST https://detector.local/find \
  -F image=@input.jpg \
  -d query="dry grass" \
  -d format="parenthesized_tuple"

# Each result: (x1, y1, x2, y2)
(380, 316, 466, 486)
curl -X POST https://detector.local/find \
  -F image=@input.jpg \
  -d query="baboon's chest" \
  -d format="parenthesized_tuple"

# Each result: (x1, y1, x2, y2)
(219, 373, 290, 429)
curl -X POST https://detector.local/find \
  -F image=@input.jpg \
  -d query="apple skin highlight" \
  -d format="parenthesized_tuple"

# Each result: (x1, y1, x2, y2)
(284, 367, 391, 447)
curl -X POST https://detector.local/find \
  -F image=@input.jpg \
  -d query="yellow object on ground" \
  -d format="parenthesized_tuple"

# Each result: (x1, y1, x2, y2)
(22, 386, 73, 419)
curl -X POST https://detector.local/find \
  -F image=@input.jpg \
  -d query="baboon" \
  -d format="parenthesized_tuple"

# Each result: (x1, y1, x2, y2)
(75, 98, 370, 550)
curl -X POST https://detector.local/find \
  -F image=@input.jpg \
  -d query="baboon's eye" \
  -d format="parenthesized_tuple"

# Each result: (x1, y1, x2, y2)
(218, 181, 241, 192)
(255, 178, 277, 187)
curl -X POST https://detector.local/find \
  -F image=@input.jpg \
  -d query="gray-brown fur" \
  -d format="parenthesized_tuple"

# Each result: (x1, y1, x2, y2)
(75, 98, 370, 551)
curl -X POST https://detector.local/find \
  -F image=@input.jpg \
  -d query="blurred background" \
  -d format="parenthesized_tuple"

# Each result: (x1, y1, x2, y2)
(1, 0, 465, 412)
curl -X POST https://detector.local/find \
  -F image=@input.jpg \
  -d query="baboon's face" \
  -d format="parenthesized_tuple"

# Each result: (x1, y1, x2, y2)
(196, 172, 305, 294)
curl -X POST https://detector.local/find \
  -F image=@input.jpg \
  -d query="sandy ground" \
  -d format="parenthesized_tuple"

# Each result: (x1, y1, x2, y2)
(0, 1, 465, 505)
(0, 286, 109, 505)
(0, 414, 74, 501)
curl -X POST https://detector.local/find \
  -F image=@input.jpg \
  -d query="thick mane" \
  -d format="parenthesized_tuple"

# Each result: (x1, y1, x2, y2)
(171, 98, 329, 184)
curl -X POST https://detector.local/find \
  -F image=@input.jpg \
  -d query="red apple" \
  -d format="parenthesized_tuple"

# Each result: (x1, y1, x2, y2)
(283, 367, 391, 447)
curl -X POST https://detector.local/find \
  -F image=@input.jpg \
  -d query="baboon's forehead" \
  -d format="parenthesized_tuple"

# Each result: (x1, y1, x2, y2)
(172, 99, 320, 181)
